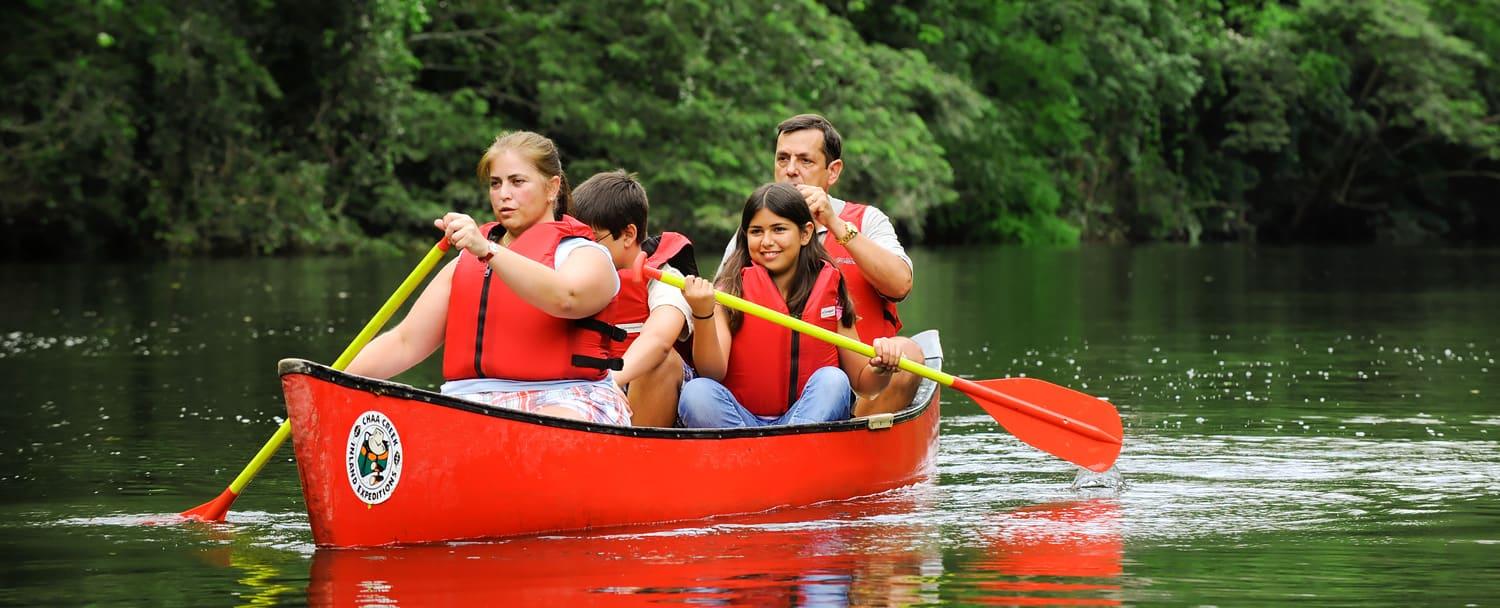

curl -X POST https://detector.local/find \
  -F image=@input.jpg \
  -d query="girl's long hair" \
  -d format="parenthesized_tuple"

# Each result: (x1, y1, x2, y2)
(717, 183, 855, 333)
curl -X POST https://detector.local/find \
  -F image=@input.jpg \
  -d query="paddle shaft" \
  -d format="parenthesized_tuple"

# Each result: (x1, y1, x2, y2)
(222, 239, 451, 495)
(645, 266, 1120, 445)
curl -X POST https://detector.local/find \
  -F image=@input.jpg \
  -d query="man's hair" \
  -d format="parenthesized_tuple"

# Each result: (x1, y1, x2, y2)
(569, 169, 649, 240)
(776, 114, 842, 164)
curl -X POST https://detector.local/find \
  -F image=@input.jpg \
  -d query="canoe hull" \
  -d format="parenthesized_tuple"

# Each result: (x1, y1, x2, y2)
(281, 347, 941, 548)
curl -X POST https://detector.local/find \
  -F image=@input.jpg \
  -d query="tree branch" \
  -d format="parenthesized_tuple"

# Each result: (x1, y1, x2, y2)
(409, 28, 508, 43)
(1416, 170, 1500, 182)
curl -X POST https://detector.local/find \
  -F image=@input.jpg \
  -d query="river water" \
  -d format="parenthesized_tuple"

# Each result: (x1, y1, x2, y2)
(2, 245, 1496, 606)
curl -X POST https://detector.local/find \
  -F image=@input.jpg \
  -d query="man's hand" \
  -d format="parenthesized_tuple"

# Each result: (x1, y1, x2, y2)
(796, 184, 837, 231)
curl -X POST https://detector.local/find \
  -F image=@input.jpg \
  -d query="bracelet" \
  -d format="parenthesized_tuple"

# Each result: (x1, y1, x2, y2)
(692, 311, 714, 320)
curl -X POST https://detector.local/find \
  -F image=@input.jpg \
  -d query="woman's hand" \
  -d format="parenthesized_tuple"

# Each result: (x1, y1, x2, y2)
(435, 213, 489, 259)
(869, 337, 901, 375)
(682, 275, 716, 319)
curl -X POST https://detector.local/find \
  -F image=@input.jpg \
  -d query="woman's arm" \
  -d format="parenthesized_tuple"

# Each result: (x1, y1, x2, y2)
(487, 243, 617, 318)
(438, 212, 616, 319)
(683, 276, 731, 381)
(840, 328, 898, 399)
(344, 260, 456, 380)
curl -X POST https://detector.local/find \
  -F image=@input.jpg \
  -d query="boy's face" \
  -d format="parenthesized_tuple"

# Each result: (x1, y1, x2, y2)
(591, 224, 637, 269)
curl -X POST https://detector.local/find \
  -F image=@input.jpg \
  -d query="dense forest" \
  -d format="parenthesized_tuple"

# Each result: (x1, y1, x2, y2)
(3, 0, 1498, 258)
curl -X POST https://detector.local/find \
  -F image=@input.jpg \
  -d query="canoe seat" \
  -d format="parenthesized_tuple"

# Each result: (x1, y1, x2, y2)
(906, 329, 943, 410)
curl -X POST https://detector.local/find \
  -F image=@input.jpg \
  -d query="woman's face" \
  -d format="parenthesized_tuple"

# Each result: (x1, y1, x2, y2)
(488, 150, 559, 235)
(745, 207, 813, 277)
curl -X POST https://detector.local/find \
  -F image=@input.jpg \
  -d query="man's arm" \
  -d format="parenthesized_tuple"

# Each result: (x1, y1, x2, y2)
(827, 212, 912, 301)
(807, 189, 911, 300)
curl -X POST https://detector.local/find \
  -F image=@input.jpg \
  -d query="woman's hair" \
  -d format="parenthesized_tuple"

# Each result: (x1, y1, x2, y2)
(717, 182, 855, 333)
(476, 131, 572, 220)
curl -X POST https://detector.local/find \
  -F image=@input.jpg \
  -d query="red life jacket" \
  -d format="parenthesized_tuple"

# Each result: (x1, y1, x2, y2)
(599, 232, 696, 359)
(821, 202, 903, 341)
(721, 262, 843, 417)
(442, 217, 625, 382)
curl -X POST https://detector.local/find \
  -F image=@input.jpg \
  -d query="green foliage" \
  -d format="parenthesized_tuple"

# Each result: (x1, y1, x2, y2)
(2, 0, 1498, 257)
(1212, 0, 1500, 241)
(397, 0, 969, 243)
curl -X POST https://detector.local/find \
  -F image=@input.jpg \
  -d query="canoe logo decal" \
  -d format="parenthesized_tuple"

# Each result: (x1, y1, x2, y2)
(345, 411, 403, 504)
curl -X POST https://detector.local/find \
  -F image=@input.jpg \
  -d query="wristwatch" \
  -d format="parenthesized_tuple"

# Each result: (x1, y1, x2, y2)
(477, 241, 499, 263)
(836, 221, 859, 245)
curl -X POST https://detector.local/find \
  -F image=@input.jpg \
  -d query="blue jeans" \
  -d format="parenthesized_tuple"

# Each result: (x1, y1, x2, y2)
(678, 366, 854, 428)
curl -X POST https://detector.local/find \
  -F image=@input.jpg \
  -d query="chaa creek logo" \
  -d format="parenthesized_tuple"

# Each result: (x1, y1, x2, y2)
(345, 411, 403, 505)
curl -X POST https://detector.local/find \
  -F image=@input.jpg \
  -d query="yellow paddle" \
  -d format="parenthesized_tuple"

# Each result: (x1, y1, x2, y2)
(637, 258, 1123, 472)
(181, 239, 451, 522)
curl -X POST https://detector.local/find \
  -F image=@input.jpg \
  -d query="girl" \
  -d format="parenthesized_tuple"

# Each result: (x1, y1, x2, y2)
(346, 131, 631, 426)
(677, 182, 901, 428)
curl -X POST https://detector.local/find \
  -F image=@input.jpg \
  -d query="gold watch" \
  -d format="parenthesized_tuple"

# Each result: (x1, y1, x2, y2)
(836, 221, 858, 245)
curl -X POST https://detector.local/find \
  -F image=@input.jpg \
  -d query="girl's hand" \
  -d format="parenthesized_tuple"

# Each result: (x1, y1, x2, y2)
(435, 213, 488, 259)
(869, 337, 901, 375)
(682, 275, 716, 319)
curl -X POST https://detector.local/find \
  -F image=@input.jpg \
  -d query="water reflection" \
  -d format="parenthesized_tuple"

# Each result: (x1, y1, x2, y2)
(304, 496, 1122, 606)
(954, 500, 1123, 606)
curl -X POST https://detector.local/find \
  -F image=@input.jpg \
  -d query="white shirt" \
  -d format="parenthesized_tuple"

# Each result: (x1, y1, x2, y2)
(645, 262, 693, 341)
(442, 236, 620, 396)
(718, 197, 912, 297)
(555, 237, 620, 294)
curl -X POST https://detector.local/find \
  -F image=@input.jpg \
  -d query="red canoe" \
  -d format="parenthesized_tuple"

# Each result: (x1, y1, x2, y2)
(280, 331, 943, 548)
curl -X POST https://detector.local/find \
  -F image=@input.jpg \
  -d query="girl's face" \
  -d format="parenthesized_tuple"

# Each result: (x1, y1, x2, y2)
(745, 207, 813, 277)
(488, 150, 560, 235)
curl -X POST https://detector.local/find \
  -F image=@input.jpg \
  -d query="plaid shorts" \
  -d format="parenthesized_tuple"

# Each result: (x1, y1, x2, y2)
(466, 382, 632, 426)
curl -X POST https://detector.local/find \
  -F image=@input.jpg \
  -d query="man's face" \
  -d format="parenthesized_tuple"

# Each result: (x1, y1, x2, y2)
(774, 129, 841, 190)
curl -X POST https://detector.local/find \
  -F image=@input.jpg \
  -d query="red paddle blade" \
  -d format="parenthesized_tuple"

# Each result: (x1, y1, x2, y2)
(179, 487, 238, 522)
(625, 251, 649, 286)
(957, 377, 1123, 472)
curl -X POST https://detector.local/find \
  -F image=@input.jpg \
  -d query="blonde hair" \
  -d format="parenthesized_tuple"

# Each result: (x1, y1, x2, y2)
(476, 131, 571, 220)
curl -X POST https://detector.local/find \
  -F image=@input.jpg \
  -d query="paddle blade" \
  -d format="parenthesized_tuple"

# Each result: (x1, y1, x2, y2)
(959, 377, 1123, 472)
(625, 251, 648, 286)
(179, 487, 238, 523)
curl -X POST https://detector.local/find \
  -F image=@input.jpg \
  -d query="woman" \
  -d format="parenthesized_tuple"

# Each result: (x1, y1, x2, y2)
(677, 182, 901, 428)
(346, 131, 631, 425)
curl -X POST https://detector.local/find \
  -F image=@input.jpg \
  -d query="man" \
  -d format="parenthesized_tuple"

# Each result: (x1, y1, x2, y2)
(723, 114, 924, 417)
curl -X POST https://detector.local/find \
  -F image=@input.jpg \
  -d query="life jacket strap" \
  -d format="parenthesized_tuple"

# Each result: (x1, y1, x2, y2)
(571, 354, 625, 371)
(574, 317, 627, 342)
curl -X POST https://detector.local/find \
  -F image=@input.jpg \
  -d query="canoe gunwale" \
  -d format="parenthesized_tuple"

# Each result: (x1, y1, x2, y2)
(277, 358, 935, 440)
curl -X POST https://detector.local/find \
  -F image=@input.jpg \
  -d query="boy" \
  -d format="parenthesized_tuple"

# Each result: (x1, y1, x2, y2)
(570, 170, 699, 427)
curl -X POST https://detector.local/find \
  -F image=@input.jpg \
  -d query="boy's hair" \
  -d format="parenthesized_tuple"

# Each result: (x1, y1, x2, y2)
(569, 169, 649, 241)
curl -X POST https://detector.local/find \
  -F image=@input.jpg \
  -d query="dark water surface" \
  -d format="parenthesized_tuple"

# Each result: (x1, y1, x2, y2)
(2, 246, 1497, 606)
